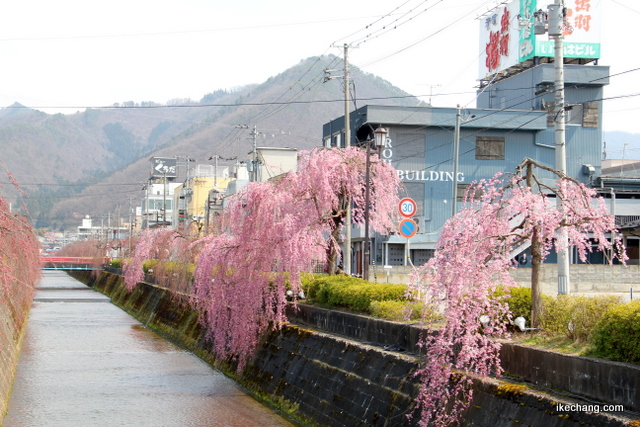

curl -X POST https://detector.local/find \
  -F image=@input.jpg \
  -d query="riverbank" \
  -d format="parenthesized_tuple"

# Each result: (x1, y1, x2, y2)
(0, 296, 29, 424)
(70, 270, 638, 427)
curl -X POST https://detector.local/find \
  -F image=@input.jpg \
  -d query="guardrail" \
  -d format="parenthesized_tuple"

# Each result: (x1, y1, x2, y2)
(40, 257, 108, 270)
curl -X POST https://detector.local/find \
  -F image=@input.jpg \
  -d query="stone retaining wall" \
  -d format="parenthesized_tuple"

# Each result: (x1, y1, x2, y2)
(0, 304, 25, 424)
(376, 265, 640, 298)
(289, 303, 640, 413)
(69, 270, 635, 427)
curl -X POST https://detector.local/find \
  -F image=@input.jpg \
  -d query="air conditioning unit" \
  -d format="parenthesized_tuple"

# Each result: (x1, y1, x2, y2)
(412, 216, 428, 234)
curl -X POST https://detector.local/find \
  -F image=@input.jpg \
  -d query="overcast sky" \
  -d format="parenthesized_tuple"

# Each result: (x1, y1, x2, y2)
(0, 0, 638, 141)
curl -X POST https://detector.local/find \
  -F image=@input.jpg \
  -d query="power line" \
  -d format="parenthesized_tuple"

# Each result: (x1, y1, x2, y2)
(0, 16, 387, 43)
(358, 0, 495, 68)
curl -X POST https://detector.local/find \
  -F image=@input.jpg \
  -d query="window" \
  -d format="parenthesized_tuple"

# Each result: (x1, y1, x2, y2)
(148, 199, 172, 210)
(331, 132, 342, 148)
(456, 184, 469, 202)
(476, 136, 505, 160)
(582, 102, 598, 128)
(456, 184, 482, 202)
(546, 102, 599, 128)
(566, 104, 584, 126)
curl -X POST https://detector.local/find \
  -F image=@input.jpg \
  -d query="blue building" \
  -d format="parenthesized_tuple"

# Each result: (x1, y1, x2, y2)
(323, 63, 617, 272)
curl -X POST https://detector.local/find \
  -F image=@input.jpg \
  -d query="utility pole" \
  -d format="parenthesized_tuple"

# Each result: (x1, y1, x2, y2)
(237, 125, 260, 182)
(145, 180, 150, 230)
(251, 125, 259, 182)
(211, 154, 220, 191)
(536, 1, 569, 294)
(551, 1, 570, 295)
(184, 156, 192, 221)
(344, 44, 353, 276)
(163, 172, 167, 226)
(451, 105, 461, 217)
(324, 44, 353, 275)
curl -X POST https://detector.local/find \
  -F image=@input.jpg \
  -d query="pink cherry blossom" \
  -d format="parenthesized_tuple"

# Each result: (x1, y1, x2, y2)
(409, 158, 625, 426)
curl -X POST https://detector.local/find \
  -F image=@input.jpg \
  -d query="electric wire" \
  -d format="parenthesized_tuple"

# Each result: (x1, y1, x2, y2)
(358, 0, 496, 68)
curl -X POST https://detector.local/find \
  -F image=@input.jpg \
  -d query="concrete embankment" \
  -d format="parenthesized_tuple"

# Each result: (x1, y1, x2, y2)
(0, 303, 26, 423)
(289, 303, 640, 414)
(69, 270, 638, 427)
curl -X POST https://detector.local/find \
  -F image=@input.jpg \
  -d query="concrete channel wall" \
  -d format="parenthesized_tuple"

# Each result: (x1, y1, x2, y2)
(0, 304, 26, 424)
(68, 270, 634, 427)
(289, 304, 640, 414)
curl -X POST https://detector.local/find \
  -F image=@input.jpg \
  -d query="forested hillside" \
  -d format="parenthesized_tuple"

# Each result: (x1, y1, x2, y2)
(0, 55, 421, 230)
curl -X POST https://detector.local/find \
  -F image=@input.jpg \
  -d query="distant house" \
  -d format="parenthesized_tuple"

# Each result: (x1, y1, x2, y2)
(172, 164, 233, 231)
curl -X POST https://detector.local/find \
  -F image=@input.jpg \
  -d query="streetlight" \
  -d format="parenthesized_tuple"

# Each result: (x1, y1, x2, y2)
(363, 125, 388, 281)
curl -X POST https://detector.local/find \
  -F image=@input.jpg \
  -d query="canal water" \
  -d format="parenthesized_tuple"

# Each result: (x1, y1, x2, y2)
(4, 271, 295, 427)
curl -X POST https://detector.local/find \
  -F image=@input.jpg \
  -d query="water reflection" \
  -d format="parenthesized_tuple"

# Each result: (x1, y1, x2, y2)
(4, 271, 295, 427)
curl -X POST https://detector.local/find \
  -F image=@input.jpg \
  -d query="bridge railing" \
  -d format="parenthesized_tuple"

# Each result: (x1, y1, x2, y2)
(40, 257, 109, 270)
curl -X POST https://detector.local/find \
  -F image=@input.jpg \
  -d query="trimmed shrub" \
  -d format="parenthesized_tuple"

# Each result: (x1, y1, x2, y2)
(505, 287, 533, 321)
(370, 300, 408, 321)
(370, 300, 440, 322)
(142, 259, 157, 274)
(540, 294, 621, 342)
(591, 300, 640, 363)
(490, 286, 535, 325)
(110, 258, 124, 269)
(303, 274, 408, 313)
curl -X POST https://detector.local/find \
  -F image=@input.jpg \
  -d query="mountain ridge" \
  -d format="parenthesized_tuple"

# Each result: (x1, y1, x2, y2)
(0, 55, 421, 230)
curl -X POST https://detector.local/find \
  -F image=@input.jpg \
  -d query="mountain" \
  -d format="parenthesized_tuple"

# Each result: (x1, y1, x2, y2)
(0, 55, 422, 230)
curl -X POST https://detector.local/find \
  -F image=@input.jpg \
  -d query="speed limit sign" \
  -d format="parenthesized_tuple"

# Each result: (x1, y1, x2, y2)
(398, 198, 417, 218)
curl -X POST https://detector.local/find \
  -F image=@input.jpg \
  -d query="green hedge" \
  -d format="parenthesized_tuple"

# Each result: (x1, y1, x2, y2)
(541, 294, 620, 342)
(302, 274, 408, 313)
(369, 300, 439, 322)
(591, 300, 640, 363)
(492, 286, 533, 324)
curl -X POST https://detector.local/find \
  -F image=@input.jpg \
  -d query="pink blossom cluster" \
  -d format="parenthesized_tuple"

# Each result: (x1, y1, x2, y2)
(0, 193, 41, 333)
(409, 162, 624, 426)
(121, 148, 401, 371)
(123, 228, 191, 291)
(190, 147, 402, 370)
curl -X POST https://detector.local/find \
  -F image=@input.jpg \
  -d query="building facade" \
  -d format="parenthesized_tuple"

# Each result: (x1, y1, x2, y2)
(323, 63, 618, 270)
(172, 164, 232, 231)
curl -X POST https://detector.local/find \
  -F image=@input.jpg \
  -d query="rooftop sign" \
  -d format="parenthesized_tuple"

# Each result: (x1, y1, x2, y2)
(479, 0, 601, 80)
(150, 157, 177, 178)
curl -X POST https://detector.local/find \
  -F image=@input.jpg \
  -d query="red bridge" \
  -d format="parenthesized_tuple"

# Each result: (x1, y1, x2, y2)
(41, 257, 108, 270)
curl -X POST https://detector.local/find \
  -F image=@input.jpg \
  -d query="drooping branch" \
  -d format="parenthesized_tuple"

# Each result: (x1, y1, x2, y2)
(409, 160, 624, 426)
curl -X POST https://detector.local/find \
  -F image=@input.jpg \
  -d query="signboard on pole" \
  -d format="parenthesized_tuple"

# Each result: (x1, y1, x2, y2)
(150, 157, 177, 178)
(398, 198, 417, 218)
(479, 0, 601, 80)
(398, 218, 418, 238)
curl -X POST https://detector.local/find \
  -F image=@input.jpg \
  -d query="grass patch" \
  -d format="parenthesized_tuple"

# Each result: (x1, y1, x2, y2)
(517, 333, 594, 356)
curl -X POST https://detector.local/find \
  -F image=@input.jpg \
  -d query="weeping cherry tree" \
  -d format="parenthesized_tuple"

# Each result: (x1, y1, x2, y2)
(190, 147, 401, 370)
(409, 158, 625, 426)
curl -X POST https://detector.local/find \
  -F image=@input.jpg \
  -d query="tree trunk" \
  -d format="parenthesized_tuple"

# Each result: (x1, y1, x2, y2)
(326, 208, 345, 275)
(530, 229, 543, 328)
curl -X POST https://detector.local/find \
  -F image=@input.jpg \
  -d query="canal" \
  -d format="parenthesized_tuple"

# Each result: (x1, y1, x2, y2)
(4, 271, 295, 427)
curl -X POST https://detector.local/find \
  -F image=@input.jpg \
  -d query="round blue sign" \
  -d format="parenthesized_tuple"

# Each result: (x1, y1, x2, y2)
(398, 218, 417, 238)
